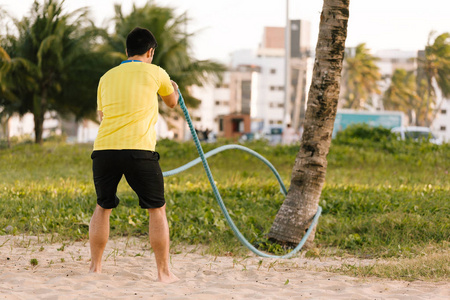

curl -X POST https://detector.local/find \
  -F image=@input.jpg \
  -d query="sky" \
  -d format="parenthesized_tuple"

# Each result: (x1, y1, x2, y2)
(1, 0, 449, 62)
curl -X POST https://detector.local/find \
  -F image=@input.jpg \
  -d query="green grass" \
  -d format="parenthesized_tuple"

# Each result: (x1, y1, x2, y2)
(0, 136, 449, 280)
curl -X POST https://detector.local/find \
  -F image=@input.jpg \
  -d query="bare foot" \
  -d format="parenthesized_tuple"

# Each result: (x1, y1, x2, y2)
(89, 262, 102, 273)
(158, 271, 179, 284)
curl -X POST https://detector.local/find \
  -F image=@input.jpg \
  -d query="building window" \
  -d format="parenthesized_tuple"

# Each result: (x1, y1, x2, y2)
(277, 120, 283, 124)
(270, 86, 284, 91)
(270, 68, 276, 74)
(219, 118, 224, 132)
(194, 117, 201, 122)
(441, 109, 447, 115)
(215, 100, 230, 106)
(277, 103, 284, 108)
(215, 83, 229, 89)
(440, 126, 446, 131)
(269, 120, 274, 124)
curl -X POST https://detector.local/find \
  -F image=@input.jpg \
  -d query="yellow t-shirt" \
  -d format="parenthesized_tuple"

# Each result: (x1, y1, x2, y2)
(94, 62, 174, 151)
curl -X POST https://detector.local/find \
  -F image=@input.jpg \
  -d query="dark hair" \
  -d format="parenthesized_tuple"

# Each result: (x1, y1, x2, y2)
(126, 27, 158, 57)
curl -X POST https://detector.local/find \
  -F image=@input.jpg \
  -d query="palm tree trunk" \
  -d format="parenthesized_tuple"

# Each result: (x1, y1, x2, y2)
(268, 0, 350, 247)
(33, 90, 47, 145)
(0, 114, 11, 148)
(424, 77, 433, 127)
(34, 111, 44, 145)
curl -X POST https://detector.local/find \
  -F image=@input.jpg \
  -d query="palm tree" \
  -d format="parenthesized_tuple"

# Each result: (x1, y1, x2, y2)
(0, 33, 37, 146)
(268, 0, 350, 247)
(106, 2, 226, 113)
(383, 68, 424, 125)
(0, 0, 108, 144)
(341, 43, 381, 109)
(419, 32, 450, 126)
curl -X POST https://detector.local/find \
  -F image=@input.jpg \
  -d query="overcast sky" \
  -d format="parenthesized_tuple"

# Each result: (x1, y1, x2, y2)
(1, 0, 449, 62)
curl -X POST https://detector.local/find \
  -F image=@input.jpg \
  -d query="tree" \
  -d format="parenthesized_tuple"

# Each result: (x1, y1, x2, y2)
(0, 32, 36, 146)
(106, 2, 226, 114)
(341, 43, 381, 109)
(268, 0, 350, 247)
(384, 32, 450, 126)
(0, 0, 109, 144)
(383, 68, 424, 125)
(419, 32, 450, 126)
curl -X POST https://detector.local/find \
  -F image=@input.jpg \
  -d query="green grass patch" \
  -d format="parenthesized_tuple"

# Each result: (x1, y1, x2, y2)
(324, 248, 449, 281)
(0, 137, 449, 279)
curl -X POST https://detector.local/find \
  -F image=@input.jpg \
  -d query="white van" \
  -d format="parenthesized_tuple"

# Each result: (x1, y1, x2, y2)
(391, 126, 443, 145)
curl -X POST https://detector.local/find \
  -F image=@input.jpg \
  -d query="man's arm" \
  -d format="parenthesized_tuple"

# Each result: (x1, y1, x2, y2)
(97, 111, 103, 122)
(160, 81, 179, 108)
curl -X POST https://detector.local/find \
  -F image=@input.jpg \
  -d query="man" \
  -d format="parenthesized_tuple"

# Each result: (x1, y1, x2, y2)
(89, 27, 178, 283)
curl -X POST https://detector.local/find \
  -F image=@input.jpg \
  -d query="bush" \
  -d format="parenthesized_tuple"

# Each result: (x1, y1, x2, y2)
(334, 123, 394, 145)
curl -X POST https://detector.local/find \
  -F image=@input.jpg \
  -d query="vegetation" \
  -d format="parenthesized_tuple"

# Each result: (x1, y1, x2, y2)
(383, 32, 450, 126)
(341, 43, 381, 109)
(0, 0, 226, 144)
(420, 32, 450, 126)
(0, 126, 450, 279)
(0, 0, 109, 144)
(0, 126, 448, 281)
(383, 69, 422, 124)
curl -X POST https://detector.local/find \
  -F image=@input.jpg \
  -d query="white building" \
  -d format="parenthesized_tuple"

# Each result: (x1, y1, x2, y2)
(189, 74, 231, 137)
(431, 88, 450, 142)
(190, 20, 313, 138)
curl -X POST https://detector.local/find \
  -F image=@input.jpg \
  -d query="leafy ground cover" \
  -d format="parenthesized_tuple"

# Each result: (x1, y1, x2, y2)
(0, 129, 448, 280)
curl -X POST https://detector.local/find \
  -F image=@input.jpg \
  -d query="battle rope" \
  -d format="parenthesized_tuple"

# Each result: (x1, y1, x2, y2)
(161, 90, 322, 259)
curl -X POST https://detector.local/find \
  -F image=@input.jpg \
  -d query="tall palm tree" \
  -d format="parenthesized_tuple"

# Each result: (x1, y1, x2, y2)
(0, 31, 37, 146)
(419, 32, 450, 126)
(0, 0, 108, 144)
(383, 68, 424, 125)
(105, 2, 226, 113)
(341, 43, 381, 109)
(268, 0, 350, 247)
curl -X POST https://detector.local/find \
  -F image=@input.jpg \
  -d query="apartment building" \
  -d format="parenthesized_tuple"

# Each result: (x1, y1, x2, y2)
(190, 20, 313, 139)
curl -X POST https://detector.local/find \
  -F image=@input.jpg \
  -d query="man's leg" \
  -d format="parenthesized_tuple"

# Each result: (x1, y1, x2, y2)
(89, 204, 112, 273)
(148, 204, 178, 283)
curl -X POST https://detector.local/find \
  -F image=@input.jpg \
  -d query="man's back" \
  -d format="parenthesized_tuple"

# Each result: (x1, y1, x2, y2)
(94, 62, 173, 151)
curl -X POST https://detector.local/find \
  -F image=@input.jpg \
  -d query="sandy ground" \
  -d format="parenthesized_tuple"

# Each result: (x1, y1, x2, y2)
(0, 235, 448, 300)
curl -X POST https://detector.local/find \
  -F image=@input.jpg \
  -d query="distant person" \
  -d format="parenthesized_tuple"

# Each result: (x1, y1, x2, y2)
(89, 27, 178, 283)
(282, 124, 297, 145)
(203, 128, 211, 142)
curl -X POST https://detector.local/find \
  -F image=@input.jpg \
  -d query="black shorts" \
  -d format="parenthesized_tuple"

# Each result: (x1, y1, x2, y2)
(91, 150, 165, 209)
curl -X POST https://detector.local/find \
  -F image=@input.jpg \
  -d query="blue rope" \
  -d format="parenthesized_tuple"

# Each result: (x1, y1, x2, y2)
(162, 90, 322, 258)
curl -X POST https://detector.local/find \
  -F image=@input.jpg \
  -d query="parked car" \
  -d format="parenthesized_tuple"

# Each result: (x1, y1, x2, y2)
(239, 132, 268, 143)
(391, 126, 443, 145)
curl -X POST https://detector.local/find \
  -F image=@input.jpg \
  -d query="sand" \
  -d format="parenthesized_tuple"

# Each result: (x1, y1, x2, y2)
(0, 235, 448, 299)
